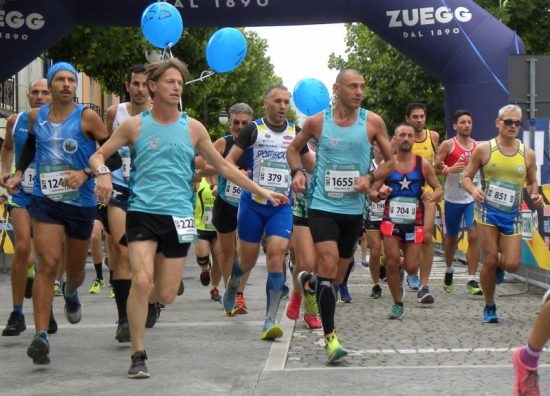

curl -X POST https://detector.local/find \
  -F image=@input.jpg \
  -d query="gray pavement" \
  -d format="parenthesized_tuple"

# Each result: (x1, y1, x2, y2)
(0, 248, 548, 395)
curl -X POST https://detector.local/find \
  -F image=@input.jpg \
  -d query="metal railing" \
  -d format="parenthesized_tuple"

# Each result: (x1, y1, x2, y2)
(81, 102, 103, 119)
(0, 77, 16, 114)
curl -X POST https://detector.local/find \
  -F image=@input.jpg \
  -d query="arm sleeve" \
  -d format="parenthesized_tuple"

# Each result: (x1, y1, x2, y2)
(15, 133, 36, 173)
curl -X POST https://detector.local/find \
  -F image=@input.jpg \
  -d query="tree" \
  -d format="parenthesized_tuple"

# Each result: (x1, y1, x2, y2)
(47, 27, 282, 139)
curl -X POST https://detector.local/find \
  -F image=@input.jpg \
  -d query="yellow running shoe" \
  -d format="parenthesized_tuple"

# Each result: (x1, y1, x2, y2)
(260, 320, 283, 341)
(88, 279, 104, 294)
(53, 283, 63, 297)
(108, 283, 115, 298)
(325, 332, 348, 363)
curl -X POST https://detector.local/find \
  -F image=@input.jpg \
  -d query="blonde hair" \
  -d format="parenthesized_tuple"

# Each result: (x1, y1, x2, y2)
(145, 58, 189, 99)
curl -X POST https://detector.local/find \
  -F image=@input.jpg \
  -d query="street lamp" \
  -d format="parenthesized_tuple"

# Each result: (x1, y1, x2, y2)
(204, 96, 228, 125)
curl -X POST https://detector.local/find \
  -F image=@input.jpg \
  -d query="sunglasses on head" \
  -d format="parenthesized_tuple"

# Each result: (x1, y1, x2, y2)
(232, 120, 248, 126)
(500, 118, 522, 127)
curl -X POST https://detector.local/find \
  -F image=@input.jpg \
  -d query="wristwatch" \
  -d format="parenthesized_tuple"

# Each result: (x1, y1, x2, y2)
(290, 167, 303, 177)
(95, 165, 111, 176)
(82, 167, 93, 179)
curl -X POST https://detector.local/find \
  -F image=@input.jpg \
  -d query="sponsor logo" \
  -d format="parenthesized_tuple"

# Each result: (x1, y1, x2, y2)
(517, 166, 525, 174)
(283, 135, 293, 141)
(255, 150, 286, 160)
(149, 138, 159, 150)
(0, 10, 45, 40)
(62, 138, 78, 154)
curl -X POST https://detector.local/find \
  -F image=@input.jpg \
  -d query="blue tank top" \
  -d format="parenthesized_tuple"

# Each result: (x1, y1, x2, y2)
(127, 111, 195, 217)
(13, 112, 36, 194)
(309, 108, 371, 215)
(218, 135, 247, 207)
(33, 104, 96, 207)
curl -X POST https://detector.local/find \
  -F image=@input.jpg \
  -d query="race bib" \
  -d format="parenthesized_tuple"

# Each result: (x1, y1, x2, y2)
(204, 208, 214, 229)
(324, 163, 359, 198)
(21, 163, 36, 194)
(121, 157, 131, 182)
(389, 196, 418, 224)
(224, 180, 243, 204)
(258, 160, 290, 194)
(369, 200, 386, 222)
(486, 180, 516, 212)
(39, 164, 79, 202)
(521, 209, 533, 240)
(172, 216, 197, 243)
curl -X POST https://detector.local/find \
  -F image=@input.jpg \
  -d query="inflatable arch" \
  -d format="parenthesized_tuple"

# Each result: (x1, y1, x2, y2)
(0, 0, 522, 138)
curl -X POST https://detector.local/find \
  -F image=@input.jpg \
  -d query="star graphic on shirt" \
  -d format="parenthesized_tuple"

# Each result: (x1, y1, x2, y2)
(399, 176, 412, 190)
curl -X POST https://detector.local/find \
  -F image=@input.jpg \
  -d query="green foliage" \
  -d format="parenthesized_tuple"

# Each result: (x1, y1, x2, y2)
(328, 23, 445, 137)
(47, 27, 281, 140)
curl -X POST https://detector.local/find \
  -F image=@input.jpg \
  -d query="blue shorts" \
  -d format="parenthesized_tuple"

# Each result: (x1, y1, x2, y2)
(444, 201, 475, 237)
(29, 196, 95, 240)
(237, 195, 292, 243)
(475, 203, 521, 236)
(110, 183, 130, 211)
(8, 190, 32, 210)
(197, 229, 217, 242)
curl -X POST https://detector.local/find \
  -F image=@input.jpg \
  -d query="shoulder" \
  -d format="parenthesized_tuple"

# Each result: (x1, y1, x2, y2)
(429, 130, 440, 144)
(6, 113, 18, 128)
(105, 104, 118, 118)
(438, 138, 452, 152)
(366, 110, 384, 127)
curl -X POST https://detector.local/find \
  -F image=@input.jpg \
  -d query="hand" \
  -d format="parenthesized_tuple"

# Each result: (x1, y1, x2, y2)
(421, 187, 434, 203)
(442, 165, 450, 176)
(260, 188, 289, 206)
(354, 174, 372, 194)
(291, 171, 306, 193)
(94, 174, 113, 205)
(378, 185, 392, 200)
(471, 187, 485, 204)
(531, 193, 544, 208)
(0, 173, 10, 188)
(5, 173, 21, 195)
(450, 162, 466, 174)
(211, 184, 218, 196)
(62, 170, 87, 190)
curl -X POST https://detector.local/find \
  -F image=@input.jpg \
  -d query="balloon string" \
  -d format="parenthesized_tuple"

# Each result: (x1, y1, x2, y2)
(185, 70, 215, 85)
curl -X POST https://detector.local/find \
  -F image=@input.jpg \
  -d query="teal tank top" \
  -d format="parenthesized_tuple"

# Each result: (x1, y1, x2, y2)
(309, 108, 371, 215)
(127, 111, 195, 217)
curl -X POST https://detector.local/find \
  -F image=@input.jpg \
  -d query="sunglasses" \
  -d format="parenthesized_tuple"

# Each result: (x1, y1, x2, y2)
(232, 120, 249, 126)
(500, 118, 522, 127)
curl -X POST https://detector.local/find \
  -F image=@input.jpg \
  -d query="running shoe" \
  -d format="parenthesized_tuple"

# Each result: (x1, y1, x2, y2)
(387, 303, 404, 320)
(466, 280, 483, 296)
(199, 265, 211, 286)
(297, 271, 319, 316)
(406, 273, 420, 290)
(108, 283, 115, 298)
(325, 332, 348, 363)
(53, 282, 63, 297)
(443, 272, 454, 293)
(128, 350, 150, 379)
(88, 278, 104, 294)
(177, 280, 185, 296)
(339, 284, 352, 303)
(62, 282, 82, 324)
(145, 303, 160, 328)
(286, 292, 302, 320)
(27, 334, 50, 365)
(210, 287, 221, 302)
(417, 286, 435, 304)
(281, 283, 290, 299)
(512, 347, 540, 396)
(115, 319, 131, 343)
(370, 284, 382, 299)
(483, 304, 499, 323)
(542, 288, 550, 304)
(232, 293, 248, 315)
(48, 310, 57, 334)
(25, 275, 34, 299)
(303, 313, 322, 329)
(2, 311, 26, 336)
(361, 260, 369, 268)
(496, 267, 505, 285)
(223, 276, 239, 315)
(260, 320, 283, 341)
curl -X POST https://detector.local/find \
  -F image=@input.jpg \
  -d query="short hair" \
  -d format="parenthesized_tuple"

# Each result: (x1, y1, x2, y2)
(28, 78, 48, 94)
(229, 103, 253, 117)
(126, 64, 146, 83)
(405, 102, 427, 117)
(394, 122, 414, 135)
(335, 68, 362, 84)
(264, 84, 288, 99)
(453, 109, 472, 124)
(498, 104, 522, 118)
(145, 58, 189, 99)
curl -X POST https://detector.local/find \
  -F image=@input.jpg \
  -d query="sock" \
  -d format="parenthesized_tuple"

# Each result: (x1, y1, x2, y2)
(64, 283, 78, 299)
(316, 277, 336, 336)
(446, 266, 454, 274)
(520, 342, 542, 369)
(112, 279, 131, 321)
(13, 304, 23, 315)
(343, 260, 354, 283)
(54, 280, 61, 286)
(468, 275, 476, 282)
(94, 262, 103, 280)
(38, 330, 48, 341)
(231, 257, 245, 279)
(265, 272, 284, 322)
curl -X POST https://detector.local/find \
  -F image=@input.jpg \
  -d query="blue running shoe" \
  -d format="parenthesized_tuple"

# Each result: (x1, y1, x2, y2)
(406, 274, 420, 290)
(260, 319, 283, 340)
(61, 282, 82, 324)
(361, 260, 369, 268)
(496, 267, 505, 285)
(483, 304, 499, 323)
(339, 284, 352, 303)
(223, 276, 239, 316)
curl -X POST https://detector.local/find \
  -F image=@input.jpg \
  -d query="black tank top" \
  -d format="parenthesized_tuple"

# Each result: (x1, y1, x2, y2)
(223, 135, 247, 170)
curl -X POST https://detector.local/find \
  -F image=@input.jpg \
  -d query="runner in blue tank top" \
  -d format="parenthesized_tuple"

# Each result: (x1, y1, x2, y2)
(287, 69, 395, 363)
(0, 79, 53, 337)
(90, 58, 288, 379)
(6, 62, 111, 366)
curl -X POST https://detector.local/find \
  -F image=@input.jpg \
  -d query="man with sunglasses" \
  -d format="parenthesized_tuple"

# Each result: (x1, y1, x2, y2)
(463, 104, 543, 323)
(211, 103, 253, 310)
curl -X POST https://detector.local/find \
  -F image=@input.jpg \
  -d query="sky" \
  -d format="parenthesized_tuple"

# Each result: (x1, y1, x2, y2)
(247, 24, 348, 100)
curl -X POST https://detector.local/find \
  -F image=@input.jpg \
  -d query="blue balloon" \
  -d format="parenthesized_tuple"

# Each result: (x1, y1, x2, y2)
(141, 2, 183, 49)
(293, 78, 331, 116)
(206, 28, 247, 73)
